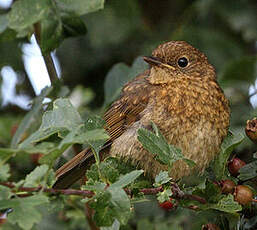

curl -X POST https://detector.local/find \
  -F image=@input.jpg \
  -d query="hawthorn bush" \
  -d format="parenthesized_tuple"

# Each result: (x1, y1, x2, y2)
(0, 0, 257, 229)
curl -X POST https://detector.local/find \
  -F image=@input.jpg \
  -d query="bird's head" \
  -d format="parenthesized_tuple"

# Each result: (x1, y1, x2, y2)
(143, 41, 216, 84)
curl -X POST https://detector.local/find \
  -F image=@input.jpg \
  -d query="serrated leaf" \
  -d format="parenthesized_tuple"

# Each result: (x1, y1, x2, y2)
(24, 165, 49, 187)
(108, 187, 130, 225)
(0, 195, 49, 230)
(213, 131, 244, 180)
(0, 164, 10, 181)
(8, 0, 51, 31)
(211, 194, 242, 214)
(238, 160, 257, 180)
(157, 189, 173, 203)
(55, 0, 105, 16)
(138, 122, 194, 168)
(110, 170, 143, 189)
(154, 171, 171, 187)
(0, 185, 12, 200)
(11, 87, 52, 148)
(19, 98, 82, 148)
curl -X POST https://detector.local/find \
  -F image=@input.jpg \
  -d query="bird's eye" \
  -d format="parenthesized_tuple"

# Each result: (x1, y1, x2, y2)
(177, 57, 188, 68)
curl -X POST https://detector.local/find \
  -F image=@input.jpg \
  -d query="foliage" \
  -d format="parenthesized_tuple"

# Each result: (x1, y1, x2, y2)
(0, 0, 257, 230)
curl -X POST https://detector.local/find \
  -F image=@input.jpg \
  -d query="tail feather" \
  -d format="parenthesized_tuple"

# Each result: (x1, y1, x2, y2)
(53, 141, 112, 189)
(53, 149, 94, 189)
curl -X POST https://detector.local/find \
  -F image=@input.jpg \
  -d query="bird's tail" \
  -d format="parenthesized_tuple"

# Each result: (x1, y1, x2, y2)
(53, 141, 111, 189)
(52, 148, 95, 189)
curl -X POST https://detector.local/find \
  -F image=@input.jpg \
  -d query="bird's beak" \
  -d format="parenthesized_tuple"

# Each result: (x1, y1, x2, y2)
(143, 56, 175, 70)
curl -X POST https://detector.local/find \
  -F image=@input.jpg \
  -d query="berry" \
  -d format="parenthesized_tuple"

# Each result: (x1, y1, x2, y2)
(228, 157, 246, 176)
(159, 198, 175, 211)
(221, 180, 236, 194)
(234, 185, 253, 205)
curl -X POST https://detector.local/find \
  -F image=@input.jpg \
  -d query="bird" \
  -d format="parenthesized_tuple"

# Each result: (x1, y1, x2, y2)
(53, 41, 230, 189)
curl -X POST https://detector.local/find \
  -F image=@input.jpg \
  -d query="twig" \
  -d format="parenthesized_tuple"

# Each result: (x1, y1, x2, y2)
(85, 203, 99, 230)
(0, 182, 206, 204)
(33, 23, 59, 83)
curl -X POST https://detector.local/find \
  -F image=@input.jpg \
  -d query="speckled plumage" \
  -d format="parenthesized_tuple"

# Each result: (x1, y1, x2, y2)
(53, 41, 230, 188)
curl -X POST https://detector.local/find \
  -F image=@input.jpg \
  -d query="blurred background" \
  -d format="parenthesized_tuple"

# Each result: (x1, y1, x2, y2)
(0, 0, 257, 229)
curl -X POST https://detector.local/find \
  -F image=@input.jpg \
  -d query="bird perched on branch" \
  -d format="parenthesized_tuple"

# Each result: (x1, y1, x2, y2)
(53, 41, 230, 189)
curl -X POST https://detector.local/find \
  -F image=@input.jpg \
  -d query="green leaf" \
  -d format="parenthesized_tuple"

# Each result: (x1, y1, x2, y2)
(211, 194, 242, 214)
(107, 187, 131, 225)
(55, 0, 105, 16)
(59, 125, 109, 152)
(11, 87, 52, 148)
(157, 189, 173, 203)
(0, 185, 12, 200)
(8, 0, 51, 31)
(154, 171, 171, 187)
(62, 16, 87, 37)
(104, 57, 148, 106)
(110, 170, 143, 189)
(19, 98, 82, 148)
(213, 131, 244, 180)
(220, 56, 257, 87)
(104, 63, 130, 106)
(40, 13, 63, 54)
(0, 14, 8, 33)
(0, 195, 49, 230)
(238, 160, 257, 180)
(101, 219, 120, 230)
(137, 122, 195, 168)
(0, 164, 10, 181)
(24, 165, 49, 187)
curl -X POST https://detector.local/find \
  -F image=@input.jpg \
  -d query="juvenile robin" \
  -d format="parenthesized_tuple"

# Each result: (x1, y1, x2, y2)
(53, 41, 230, 189)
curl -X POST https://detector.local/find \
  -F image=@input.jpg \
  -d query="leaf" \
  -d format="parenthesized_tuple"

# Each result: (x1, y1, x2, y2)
(0, 164, 10, 181)
(104, 57, 148, 106)
(19, 98, 82, 148)
(137, 122, 195, 168)
(238, 160, 257, 180)
(104, 63, 130, 106)
(11, 87, 52, 148)
(219, 56, 257, 87)
(24, 165, 49, 187)
(213, 131, 244, 180)
(0, 195, 49, 230)
(211, 194, 242, 214)
(157, 189, 173, 203)
(154, 171, 171, 187)
(0, 185, 12, 200)
(8, 0, 50, 31)
(0, 14, 8, 33)
(62, 16, 87, 37)
(107, 187, 131, 225)
(40, 13, 63, 54)
(110, 170, 143, 189)
(101, 219, 120, 230)
(55, 0, 105, 16)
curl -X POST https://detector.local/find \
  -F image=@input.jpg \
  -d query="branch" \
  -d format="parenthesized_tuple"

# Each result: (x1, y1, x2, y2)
(33, 23, 59, 83)
(0, 182, 206, 204)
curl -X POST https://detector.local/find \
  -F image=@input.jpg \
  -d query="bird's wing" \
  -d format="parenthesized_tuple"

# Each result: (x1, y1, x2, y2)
(104, 70, 151, 140)
(53, 70, 151, 189)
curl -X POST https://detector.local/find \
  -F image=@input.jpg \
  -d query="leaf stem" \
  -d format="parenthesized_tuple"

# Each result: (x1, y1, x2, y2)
(33, 23, 59, 83)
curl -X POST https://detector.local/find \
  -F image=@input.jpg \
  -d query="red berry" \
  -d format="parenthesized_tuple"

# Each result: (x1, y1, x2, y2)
(228, 157, 246, 176)
(159, 198, 175, 211)
(221, 180, 236, 194)
(234, 185, 253, 205)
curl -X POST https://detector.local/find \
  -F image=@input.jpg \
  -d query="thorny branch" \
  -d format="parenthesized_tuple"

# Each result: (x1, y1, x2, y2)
(0, 182, 206, 204)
